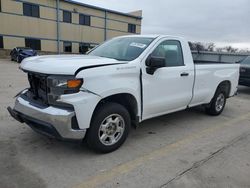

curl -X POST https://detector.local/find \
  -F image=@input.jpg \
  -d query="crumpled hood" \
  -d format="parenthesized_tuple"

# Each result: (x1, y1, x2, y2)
(20, 55, 122, 75)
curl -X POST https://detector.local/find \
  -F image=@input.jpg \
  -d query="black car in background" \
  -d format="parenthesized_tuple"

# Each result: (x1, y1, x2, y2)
(239, 56, 250, 87)
(10, 47, 37, 63)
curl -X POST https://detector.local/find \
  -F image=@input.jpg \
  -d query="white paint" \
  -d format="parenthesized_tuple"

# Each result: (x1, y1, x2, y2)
(19, 35, 239, 130)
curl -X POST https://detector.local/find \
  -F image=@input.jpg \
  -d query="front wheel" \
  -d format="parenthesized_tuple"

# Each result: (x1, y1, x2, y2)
(205, 90, 226, 116)
(86, 102, 131, 153)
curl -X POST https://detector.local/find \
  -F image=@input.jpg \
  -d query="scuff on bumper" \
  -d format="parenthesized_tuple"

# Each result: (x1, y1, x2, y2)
(8, 94, 86, 140)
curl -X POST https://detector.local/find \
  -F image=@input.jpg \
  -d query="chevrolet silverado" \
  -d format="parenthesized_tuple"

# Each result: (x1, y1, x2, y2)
(8, 35, 239, 153)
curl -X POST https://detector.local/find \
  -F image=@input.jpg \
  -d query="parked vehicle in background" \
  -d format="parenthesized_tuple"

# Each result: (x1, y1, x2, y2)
(239, 56, 250, 87)
(10, 47, 37, 63)
(8, 35, 239, 153)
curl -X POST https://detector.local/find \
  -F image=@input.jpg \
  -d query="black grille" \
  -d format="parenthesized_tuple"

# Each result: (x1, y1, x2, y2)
(27, 73, 74, 109)
(28, 73, 49, 104)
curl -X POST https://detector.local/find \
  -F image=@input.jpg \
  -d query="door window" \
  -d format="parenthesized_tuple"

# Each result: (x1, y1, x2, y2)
(151, 40, 184, 67)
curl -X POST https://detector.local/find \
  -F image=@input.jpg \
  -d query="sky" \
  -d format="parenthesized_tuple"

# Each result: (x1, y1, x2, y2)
(75, 0, 250, 50)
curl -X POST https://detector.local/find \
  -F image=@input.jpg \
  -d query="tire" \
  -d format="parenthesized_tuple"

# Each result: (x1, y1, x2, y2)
(86, 102, 131, 153)
(205, 89, 226, 116)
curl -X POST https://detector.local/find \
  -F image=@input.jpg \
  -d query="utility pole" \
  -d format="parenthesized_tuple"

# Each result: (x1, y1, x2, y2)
(104, 11, 107, 41)
(56, 0, 60, 54)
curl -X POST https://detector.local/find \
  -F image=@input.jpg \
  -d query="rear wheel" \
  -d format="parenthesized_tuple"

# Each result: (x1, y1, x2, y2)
(205, 90, 226, 116)
(86, 102, 130, 153)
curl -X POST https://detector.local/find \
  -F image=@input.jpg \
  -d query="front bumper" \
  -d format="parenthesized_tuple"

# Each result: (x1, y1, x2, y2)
(8, 94, 86, 140)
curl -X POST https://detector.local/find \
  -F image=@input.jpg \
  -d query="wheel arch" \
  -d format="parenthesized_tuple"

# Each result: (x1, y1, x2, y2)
(216, 80, 231, 98)
(91, 93, 139, 127)
(205, 80, 230, 116)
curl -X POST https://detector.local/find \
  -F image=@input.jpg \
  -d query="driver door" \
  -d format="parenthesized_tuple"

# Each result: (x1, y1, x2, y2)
(142, 39, 194, 120)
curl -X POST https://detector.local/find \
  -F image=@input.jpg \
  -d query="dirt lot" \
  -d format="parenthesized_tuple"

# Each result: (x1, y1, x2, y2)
(0, 59, 250, 188)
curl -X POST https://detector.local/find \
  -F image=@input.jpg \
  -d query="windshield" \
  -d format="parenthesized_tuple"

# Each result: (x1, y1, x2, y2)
(241, 56, 250, 65)
(88, 37, 154, 61)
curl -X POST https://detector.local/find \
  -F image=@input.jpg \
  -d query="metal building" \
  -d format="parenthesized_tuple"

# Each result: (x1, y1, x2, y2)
(192, 51, 250, 63)
(0, 0, 142, 54)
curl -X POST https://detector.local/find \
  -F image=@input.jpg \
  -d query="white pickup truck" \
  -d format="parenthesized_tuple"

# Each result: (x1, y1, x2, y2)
(8, 35, 239, 153)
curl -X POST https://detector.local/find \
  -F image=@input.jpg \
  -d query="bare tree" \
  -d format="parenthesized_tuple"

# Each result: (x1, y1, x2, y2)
(189, 41, 247, 53)
(206, 43, 215, 52)
(224, 46, 238, 53)
(239, 48, 250, 53)
(188, 42, 197, 51)
(188, 42, 206, 51)
(216, 47, 224, 52)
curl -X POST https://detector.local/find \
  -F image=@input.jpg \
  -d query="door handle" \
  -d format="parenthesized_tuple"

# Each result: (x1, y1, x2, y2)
(180, 72, 189, 77)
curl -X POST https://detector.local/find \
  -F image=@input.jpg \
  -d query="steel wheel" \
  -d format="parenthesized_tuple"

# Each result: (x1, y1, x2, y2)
(86, 102, 130, 153)
(206, 90, 227, 116)
(215, 93, 225, 112)
(98, 114, 125, 146)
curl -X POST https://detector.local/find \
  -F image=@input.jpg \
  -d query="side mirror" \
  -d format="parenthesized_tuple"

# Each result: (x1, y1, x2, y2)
(146, 55, 166, 75)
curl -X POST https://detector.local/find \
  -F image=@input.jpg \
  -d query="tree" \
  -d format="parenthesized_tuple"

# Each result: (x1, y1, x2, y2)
(206, 43, 215, 52)
(224, 46, 238, 53)
(188, 42, 197, 51)
(216, 47, 224, 52)
(188, 42, 206, 51)
(239, 48, 250, 53)
(189, 42, 215, 52)
(189, 41, 246, 53)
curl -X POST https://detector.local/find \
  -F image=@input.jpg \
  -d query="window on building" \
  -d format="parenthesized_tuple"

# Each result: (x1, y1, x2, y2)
(128, 24, 136, 33)
(23, 3, 40, 18)
(0, 0, 2, 12)
(89, 44, 96, 50)
(0, 36, 3, 49)
(151, 40, 184, 67)
(64, 42, 72, 52)
(25, 38, 41, 50)
(79, 43, 90, 54)
(79, 14, 91, 26)
(63, 10, 71, 23)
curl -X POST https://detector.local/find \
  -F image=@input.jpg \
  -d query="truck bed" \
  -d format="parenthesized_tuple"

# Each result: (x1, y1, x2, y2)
(190, 62, 239, 107)
(194, 60, 237, 64)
